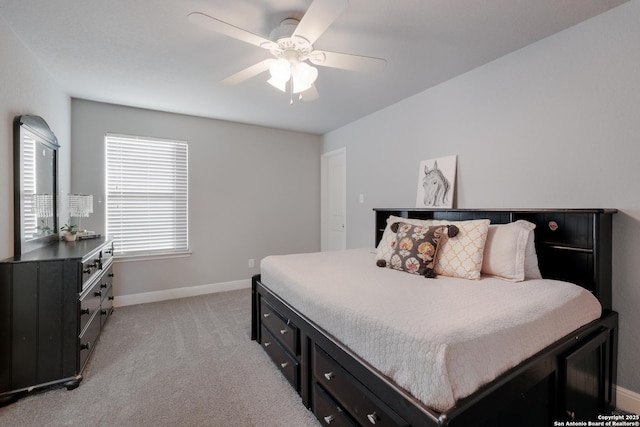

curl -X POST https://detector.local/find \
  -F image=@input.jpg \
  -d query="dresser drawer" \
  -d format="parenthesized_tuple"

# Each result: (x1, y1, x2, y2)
(260, 298, 297, 355)
(79, 280, 102, 333)
(80, 255, 102, 291)
(314, 345, 408, 427)
(261, 326, 299, 391)
(314, 382, 357, 427)
(100, 286, 114, 328)
(79, 312, 101, 371)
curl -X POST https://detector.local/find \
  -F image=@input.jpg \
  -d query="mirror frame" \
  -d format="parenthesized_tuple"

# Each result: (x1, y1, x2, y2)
(14, 115, 60, 255)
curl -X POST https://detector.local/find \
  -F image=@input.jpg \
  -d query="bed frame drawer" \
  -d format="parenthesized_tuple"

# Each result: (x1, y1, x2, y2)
(314, 382, 357, 426)
(260, 298, 297, 355)
(314, 345, 408, 427)
(261, 326, 299, 391)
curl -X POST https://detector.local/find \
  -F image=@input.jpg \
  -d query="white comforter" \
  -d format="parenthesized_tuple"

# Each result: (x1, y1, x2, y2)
(260, 249, 602, 412)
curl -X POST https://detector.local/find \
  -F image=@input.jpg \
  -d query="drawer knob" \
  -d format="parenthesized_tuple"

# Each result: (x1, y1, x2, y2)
(94, 291, 102, 297)
(367, 412, 379, 425)
(263, 313, 271, 318)
(279, 329, 287, 335)
(280, 362, 289, 369)
(323, 415, 335, 424)
(109, 273, 114, 277)
(108, 296, 115, 301)
(83, 269, 91, 274)
(264, 341, 271, 347)
(80, 342, 91, 351)
(100, 283, 108, 289)
(81, 308, 90, 315)
(324, 372, 335, 381)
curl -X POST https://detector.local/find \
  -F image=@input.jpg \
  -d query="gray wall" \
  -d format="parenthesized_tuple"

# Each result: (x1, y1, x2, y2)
(71, 99, 321, 296)
(323, 0, 640, 397)
(0, 15, 70, 260)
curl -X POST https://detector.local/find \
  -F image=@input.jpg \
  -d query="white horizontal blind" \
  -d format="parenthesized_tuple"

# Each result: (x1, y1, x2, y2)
(106, 134, 188, 256)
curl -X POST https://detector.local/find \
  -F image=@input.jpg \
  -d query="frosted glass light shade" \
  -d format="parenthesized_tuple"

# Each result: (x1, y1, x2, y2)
(268, 58, 291, 92)
(269, 58, 291, 81)
(292, 62, 318, 94)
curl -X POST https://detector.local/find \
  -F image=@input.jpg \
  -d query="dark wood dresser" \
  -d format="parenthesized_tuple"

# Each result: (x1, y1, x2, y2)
(0, 238, 114, 404)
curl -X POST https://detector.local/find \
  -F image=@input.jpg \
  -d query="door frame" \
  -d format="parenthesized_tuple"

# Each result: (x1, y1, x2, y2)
(321, 147, 346, 251)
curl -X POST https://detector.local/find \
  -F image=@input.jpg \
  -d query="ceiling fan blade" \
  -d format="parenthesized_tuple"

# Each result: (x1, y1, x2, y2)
(188, 12, 277, 50)
(300, 85, 319, 102)
(309, 50, 387, 72)
(221, 59, 274, 85)
(292, 0, 348, 45)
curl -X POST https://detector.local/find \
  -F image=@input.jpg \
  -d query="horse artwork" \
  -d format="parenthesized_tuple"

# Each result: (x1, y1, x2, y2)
(415, 155, 456, 208)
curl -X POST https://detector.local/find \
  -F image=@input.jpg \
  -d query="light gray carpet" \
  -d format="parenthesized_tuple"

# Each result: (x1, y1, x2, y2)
(0, 289, 321, 427)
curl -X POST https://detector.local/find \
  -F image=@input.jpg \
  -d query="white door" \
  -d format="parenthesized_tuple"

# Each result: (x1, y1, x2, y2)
(321, 148, 346, 251)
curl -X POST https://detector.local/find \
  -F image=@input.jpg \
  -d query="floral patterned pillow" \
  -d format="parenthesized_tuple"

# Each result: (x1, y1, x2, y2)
(377, 222, 459, 278)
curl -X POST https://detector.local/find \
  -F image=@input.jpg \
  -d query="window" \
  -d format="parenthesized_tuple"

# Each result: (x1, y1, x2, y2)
(105, 134, 188, 257)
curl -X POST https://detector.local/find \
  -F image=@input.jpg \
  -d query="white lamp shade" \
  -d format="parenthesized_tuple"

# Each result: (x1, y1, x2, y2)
(291, 62, 318, 94)
(267, 76, 288, 92)
(267, 58, 291, 92)
(269, 58, 291, 82)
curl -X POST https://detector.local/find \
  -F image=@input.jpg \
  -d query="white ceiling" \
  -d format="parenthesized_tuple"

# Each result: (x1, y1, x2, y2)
(0, 0, 628, 135)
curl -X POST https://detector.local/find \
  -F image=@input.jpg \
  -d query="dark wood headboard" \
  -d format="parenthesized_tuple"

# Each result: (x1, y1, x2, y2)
(374, 208, 617, 311)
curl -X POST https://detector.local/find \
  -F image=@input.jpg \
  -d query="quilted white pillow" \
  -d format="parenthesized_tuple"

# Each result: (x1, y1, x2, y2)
(524, 227, 542, 280)
(376, 216, 490, 280)
(433, 219, 490, 280)
(481, 220, 539, 282)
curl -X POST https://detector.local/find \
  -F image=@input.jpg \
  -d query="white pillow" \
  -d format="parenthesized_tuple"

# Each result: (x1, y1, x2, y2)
(481, 220, 541, 282)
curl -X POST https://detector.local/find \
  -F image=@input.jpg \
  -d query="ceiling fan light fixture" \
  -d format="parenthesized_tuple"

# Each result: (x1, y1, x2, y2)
(269, 58, 291, 82)
(291, 62, 318, 94)
(267, 76, 288, 92)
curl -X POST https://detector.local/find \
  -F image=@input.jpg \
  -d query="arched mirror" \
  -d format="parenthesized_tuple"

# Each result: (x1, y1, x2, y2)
(14, 115, 59, 255)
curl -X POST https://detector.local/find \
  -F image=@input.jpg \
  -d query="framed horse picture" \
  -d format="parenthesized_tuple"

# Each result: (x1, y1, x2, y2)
(415, 155, 457, 208)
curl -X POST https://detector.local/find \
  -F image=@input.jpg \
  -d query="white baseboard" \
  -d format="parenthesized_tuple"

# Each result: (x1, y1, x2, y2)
(113, 279, 251, 307)
(617, 385, 640, 414)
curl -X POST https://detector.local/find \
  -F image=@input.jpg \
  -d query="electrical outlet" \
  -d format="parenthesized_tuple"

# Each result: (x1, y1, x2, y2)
(248, 258, 255, 268)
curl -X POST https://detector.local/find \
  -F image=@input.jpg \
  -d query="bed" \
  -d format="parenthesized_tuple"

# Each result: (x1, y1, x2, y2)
(251, 208, 618, 427)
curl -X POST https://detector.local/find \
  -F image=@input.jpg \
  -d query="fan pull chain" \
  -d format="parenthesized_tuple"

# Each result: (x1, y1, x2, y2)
(289, 81, 293, 105)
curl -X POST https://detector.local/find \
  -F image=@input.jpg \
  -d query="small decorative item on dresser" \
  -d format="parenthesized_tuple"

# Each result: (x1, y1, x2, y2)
(60, 223, 78, 241)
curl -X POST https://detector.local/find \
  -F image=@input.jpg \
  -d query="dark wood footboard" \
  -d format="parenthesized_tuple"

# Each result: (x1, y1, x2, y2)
(252, 275, 618, 427)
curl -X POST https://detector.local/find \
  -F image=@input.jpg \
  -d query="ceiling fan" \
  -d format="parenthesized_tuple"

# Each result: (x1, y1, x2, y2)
(188, 0, 386, 102)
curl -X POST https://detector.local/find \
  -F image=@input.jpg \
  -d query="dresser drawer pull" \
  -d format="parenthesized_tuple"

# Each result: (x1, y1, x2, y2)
(324, 372, 335, 381)
(279, 329, 288, 335)
(108, 273, 114, 277)
(367, 412, 379, 425)
(108, 296, 115, 301)
(323, 415, 335, 424)
(263, 313, 271, 318)
(280, 362, 289, 369)
(264, 341, 271, 347)
(80, 342, 91, 351)
(81, 308, 91, 315)
(83, 268, 91, 274)
(100, 283, 108, 289)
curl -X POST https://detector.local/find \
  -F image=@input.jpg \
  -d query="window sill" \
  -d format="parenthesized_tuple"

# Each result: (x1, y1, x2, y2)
(114, 251, 192, 263)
